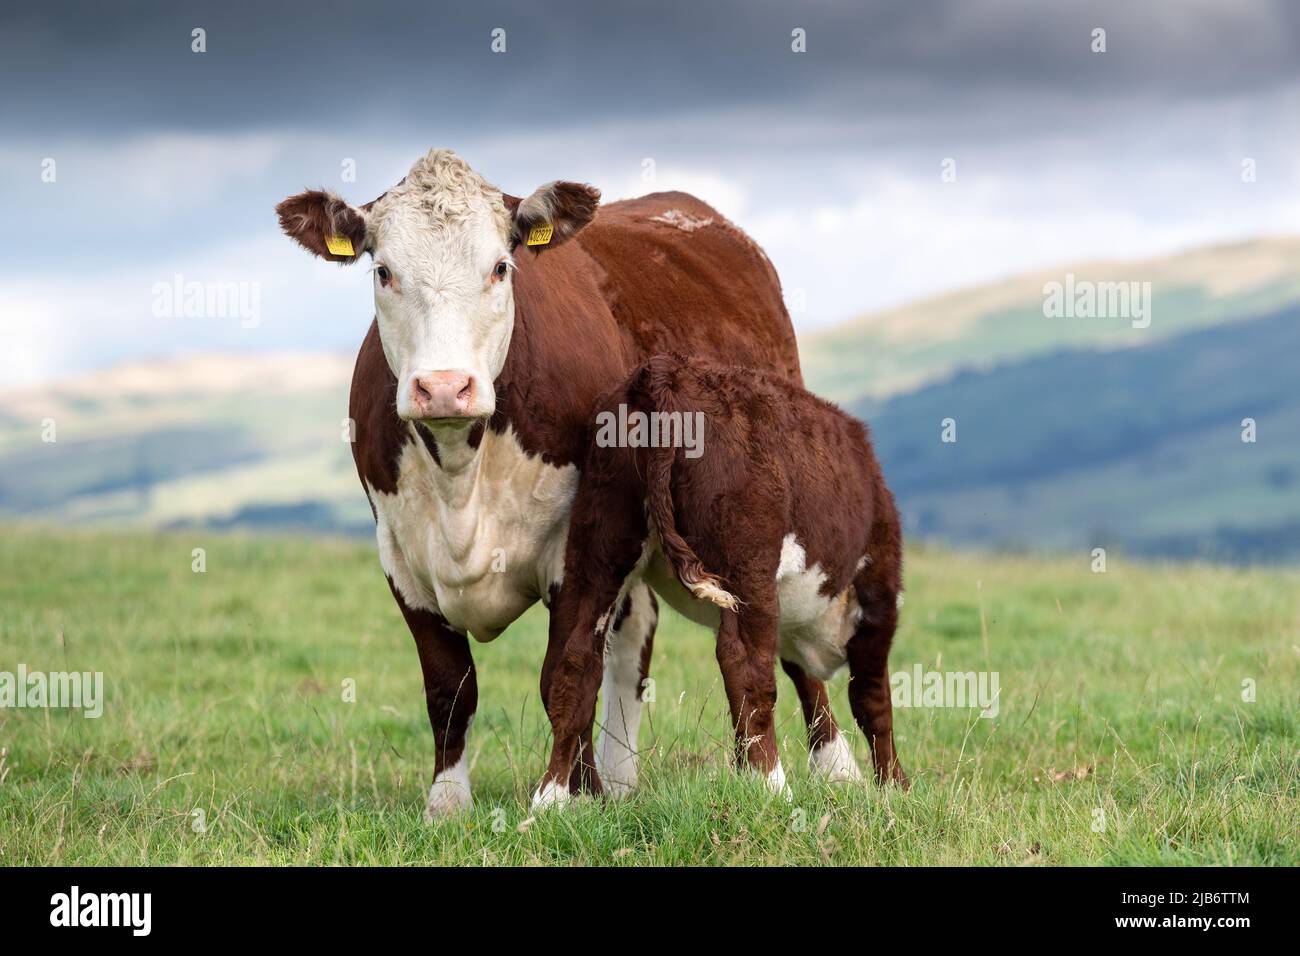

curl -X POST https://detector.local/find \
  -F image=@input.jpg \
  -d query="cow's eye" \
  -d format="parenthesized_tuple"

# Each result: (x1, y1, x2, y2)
(493, 261, 509, 281)
(376, 265, 391, 285)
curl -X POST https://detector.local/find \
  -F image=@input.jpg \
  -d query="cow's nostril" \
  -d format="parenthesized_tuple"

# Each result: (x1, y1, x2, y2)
(406, 370, 478, 419)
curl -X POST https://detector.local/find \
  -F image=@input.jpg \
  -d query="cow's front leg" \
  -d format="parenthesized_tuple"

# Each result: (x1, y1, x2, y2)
(389, 583, 478, 820)
(596, 582, 657, 797)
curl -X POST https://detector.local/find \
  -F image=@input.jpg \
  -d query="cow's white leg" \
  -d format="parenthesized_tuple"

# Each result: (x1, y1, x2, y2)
(809, 731, 863, 782)
(595, 582, 657, 797)
(424, 749, 473, 819)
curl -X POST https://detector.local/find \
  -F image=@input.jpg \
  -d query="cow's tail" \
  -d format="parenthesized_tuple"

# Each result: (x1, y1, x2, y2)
(643, 363, 739, 612)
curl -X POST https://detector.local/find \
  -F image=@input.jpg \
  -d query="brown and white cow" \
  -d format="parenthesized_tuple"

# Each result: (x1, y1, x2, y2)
(537, 355, 906, 805)
(276, 149, 857, 817)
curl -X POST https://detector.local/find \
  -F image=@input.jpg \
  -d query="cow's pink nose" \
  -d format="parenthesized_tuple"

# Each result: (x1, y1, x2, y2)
(409, 370, 477, 419)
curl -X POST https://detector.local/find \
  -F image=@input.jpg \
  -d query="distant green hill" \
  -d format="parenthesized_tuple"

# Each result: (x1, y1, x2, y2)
(1, 236, 1297, 561)
(860, 305, 1300, 562)
(0, 354, 371, 535)
(802, 236, 1300, 405)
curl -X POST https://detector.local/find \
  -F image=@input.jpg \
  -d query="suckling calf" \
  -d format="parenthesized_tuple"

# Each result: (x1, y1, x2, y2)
(536, 354, 907, 805)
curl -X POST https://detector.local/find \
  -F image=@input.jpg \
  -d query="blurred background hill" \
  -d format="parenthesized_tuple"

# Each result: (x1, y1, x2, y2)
(0, 353, 370, 536)
(3, 234, 1297, 562)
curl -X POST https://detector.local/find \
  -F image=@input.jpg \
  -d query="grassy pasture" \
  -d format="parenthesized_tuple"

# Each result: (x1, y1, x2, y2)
(0, 525, 1295, 865)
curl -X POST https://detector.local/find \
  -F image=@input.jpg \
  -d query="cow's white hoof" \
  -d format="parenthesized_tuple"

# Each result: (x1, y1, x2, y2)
(595, 756, 638, 798)
(601, 776, 637, 799)
(424, 781, 472, 820)
(530, 779, 571, 811)
(809, 734, 863, 783)
(423, 757, 472, 820)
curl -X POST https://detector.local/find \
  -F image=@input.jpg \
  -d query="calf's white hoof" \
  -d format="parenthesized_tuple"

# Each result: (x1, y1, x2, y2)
(755, 761, 793, 801)
(530, 779, 572, 811)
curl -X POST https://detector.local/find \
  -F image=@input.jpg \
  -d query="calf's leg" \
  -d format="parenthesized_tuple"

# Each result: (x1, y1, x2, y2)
(535, 476, 649, 808)
(781, 658, 862, 782)
(715, 602, 786, 795)
(845, 588, 908, 787)
(536, 580, 615, 807)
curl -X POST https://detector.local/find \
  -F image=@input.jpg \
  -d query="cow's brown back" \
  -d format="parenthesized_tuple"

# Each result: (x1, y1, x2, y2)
(581, 192, 802, 385)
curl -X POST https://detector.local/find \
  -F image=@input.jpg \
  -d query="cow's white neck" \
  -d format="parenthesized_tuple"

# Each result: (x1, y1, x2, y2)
(368, 422, 579, 641)
(423, 421, 483, 492)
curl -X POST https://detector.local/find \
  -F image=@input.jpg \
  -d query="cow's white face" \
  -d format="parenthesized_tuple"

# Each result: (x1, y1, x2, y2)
(276, 148, 600, 433)
(368, 191, 514, 424)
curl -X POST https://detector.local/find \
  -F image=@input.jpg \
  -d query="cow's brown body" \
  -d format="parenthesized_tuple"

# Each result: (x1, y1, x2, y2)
(352, 192, 801, 484)
(345, 189, 843, 807)
(539, 355, 906, 798)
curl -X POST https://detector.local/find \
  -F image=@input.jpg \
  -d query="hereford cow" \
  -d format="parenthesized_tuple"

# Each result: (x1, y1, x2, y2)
(536, 355, 906, 805)
(276, 149, 859, 817)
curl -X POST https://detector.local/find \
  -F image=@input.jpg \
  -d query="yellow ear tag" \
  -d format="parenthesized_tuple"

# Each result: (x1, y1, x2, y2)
(325, 235, 355, 257)
(526, 223, 554, 246)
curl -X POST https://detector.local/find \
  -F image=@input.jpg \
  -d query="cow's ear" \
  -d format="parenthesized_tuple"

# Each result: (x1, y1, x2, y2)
(507, 181, 600, 253)
(275, 189, 369, 263)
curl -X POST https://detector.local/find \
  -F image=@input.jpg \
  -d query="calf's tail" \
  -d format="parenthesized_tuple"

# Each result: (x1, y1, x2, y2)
(642, 363, 739, 612)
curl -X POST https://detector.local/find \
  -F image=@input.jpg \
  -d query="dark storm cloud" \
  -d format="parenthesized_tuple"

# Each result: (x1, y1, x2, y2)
(5, 0, 1299, 385)
(4, 0, 1299, 136)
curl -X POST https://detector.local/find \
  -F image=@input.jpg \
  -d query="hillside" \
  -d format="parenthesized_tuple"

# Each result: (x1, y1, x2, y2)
(864, 304, 1300, 561)
(0, 352, 370, 534)
(1, 235, 1297, 561)
(803, 235, 1300, 403)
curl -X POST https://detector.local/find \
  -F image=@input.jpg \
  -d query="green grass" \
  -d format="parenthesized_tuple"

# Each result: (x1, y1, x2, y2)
(0, 525, 1295, 865)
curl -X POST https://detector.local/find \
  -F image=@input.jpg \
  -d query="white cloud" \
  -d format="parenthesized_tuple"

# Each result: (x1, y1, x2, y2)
(1, 131, 289, 220)
(4, 84, 1300, 382)
(2, 233, 373, 383)
(0, 292, 66, 386)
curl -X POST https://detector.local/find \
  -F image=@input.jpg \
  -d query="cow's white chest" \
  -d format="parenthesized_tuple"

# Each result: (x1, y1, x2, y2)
(367, 425, 578, 642)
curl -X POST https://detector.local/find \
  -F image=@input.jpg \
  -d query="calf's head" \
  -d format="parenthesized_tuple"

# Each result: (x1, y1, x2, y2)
(277, 149, 599, 425)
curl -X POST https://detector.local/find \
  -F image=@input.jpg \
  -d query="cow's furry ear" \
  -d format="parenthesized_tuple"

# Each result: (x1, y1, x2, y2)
(509, 181, 600, 252)
(275, 190, 368, 263)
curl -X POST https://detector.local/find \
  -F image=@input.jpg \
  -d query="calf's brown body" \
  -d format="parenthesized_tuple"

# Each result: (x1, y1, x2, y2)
(540, 355, 907, 799)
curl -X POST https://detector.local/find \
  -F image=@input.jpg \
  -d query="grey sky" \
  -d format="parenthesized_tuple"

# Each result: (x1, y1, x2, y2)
(3, 0, 1298, 383)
